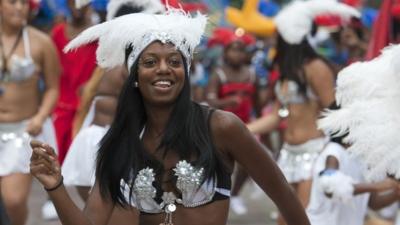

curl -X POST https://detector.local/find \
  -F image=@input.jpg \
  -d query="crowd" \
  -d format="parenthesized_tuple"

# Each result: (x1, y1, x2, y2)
(1, 0, 400, 225)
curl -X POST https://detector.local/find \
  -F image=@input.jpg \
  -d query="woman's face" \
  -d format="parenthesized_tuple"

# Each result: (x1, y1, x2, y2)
(137, 41, 185, 106)
(224, 41, 246, 66)
(340, 27, 360, 48)
(0, 0, 29, 28)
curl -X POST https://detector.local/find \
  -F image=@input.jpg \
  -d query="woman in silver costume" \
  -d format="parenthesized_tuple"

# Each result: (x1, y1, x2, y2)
(0, 0, 60, 224)
(29, 10, 310, 225)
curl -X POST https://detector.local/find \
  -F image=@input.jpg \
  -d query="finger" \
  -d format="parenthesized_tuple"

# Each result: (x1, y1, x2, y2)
(30, 164, 52, 175)
(31, 158, 60, 174)
(41, 143, 57, 158)
(32, 147, 56, 163)
(30, 139, 44, 149)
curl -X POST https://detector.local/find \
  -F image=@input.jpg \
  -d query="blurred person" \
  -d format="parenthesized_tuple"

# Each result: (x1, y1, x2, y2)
(51, 0, 97, 165)
(247, 1, 360, 224)
(307, 141, 400, 225)
(0, 0, 60, 224)
(29, 10, 311, 225)
(206, 27, 266, 215)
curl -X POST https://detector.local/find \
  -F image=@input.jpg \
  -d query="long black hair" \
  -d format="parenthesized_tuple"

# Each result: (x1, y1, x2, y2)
(95, 46, 225, 206)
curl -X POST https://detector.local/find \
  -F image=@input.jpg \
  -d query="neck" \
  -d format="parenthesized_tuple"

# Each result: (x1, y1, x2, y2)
(144, 104, 174, 136)
(1, 22, 23, 37)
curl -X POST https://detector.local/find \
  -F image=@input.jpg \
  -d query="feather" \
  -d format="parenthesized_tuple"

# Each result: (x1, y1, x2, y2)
(319, 171, 355, 203)
(318, 44, 400, 181)
(64, 10, 207, 72)
(106, 0, 165, 21)
(274, 0, 360, 44)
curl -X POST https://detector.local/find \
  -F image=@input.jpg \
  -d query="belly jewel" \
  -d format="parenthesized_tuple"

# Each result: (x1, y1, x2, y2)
(160, 203, 176, 225)
(278, 107, 289, 118)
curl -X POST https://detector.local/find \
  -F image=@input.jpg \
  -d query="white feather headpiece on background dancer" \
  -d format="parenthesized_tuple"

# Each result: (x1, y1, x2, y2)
(319, 44, 400, 181)
(274, 0, 360, 45)
(64, 10, 207, 73)
(106, 0, 165, 21)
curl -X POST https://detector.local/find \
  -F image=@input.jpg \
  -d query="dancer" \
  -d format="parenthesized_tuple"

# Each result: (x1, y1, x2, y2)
(307, 141, 400, 225)
(30, 10, 310, 225)
(206, 27, 263, 215)
(246, 1, 359, 224)
(0, 0, 60, 224)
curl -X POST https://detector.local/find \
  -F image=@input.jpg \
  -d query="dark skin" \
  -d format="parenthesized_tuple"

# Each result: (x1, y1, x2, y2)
(207, 41, 266, 111)
(324, 155, 400, 209)
(29, 42, 310, 225)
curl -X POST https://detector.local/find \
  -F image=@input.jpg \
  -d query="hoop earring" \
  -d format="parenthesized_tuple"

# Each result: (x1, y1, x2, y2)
(134, 81, 138, 87)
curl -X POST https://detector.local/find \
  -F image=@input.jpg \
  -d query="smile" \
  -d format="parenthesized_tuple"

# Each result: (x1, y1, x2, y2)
(152, 80, 175, 89)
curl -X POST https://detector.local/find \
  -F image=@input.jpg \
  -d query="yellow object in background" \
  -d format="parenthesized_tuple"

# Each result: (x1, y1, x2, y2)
(225, 0, 276, 37)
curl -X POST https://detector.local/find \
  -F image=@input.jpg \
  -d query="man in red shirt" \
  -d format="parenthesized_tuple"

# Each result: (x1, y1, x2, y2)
(51, 0, 97, 165)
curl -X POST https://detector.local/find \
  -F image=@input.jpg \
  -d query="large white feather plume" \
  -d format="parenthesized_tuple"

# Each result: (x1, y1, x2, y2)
(319, 44, 400, 181)
(274, 0, 360, 44)
(106, 0, 165, 21)
(64, 10, 207, 71)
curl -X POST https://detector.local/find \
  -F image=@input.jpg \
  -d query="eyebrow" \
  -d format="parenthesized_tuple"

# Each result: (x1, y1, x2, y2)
(141, 52, 181, 57)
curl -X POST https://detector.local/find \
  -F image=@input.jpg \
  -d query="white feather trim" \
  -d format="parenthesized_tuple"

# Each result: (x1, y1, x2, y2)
(319, 44, 400, 181)
(75, 0, 91, 9)
(106, 0, 165, 21)
(64, 10, 207, 72)
(274, 0, 360, 44)
(319, 171, 355, 203)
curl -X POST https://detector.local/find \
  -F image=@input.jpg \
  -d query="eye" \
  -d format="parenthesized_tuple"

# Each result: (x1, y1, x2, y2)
(140, 58, 157, 68)
(168, 58, 182, 68)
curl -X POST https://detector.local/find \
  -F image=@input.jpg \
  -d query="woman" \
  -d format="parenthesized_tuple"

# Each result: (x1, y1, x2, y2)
(0, 0, 60, 224)
(29, 11, 310, 225)
(247, 1, 359, 223)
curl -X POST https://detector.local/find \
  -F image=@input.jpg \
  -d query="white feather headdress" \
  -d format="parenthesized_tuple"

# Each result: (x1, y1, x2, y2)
(106, 0, 165, 21)
(274, 0, 360, 45)
(319, 44, 400, 181)
(64, 10, 207, 72)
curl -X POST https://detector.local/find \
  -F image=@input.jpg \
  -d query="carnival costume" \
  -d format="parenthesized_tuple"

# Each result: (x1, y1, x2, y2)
(319, 44, 400, 181)
(64, 10, 233, 224)
(274, 0, 359, 183)
(0, 28, 58, 176)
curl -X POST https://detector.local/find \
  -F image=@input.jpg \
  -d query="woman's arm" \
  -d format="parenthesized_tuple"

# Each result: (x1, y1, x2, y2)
(29, 140, 131, 225)
(27, 31, 60, 136)
(211, 111, 310, 225)
(246, 101, 281, 135)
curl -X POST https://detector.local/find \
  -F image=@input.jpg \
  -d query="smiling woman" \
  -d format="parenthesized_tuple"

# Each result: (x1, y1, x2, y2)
(29, 10, 310, 225)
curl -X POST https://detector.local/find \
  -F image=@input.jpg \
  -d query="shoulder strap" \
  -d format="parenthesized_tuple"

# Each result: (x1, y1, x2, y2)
(22, 27, 32, 59)
(215, 68, 227, 84)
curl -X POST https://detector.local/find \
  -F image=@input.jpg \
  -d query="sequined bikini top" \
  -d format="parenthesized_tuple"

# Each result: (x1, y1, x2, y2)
(274, 80, 318, 105)
(0, 28, 36, 83)
(120, 160, 231, 214)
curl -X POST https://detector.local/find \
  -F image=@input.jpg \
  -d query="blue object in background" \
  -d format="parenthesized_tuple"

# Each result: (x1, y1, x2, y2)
(259, 0, 280, 17)
(91, 0, 108, 11)
(361, 7, 378, 28)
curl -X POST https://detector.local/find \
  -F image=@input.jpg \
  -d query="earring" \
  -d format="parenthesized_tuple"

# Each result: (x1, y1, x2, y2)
(134, 81, 139, 87)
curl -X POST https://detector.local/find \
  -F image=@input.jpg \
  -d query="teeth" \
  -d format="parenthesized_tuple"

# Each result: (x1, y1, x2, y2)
(154, 80, 171, 87)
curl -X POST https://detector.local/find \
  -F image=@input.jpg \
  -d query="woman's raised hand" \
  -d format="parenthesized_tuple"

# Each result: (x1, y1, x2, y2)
(30, 140, 62, 190)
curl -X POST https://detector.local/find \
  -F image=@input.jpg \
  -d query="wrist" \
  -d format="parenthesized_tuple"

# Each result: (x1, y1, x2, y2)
(44, 176, 64, 192)
(33, 113, 47, 124)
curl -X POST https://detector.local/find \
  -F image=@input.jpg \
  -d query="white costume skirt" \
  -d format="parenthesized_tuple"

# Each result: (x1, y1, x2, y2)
(277, 137, 328, 183)
(0, 118, 57, 176)
(62, 124, 108, 187)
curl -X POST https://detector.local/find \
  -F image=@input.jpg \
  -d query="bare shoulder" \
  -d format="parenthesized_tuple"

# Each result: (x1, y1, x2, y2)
(209, 109, 247, 141)
(27, 26, 55, 46)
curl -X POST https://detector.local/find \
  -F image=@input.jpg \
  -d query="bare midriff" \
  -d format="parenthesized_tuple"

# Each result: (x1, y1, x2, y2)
(0, 74, 41, 123)
(139, 199, 229, 225)
(283, 100, 324, 145)
(92, 96, 118, 127)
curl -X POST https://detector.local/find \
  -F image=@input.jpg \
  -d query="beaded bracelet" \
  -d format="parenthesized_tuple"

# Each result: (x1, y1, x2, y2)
(44, 176, 64, 192)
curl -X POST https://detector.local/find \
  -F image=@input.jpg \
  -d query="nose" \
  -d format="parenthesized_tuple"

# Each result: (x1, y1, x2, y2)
(15, 0, 25, 10)
(156, 59, 171, 75)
